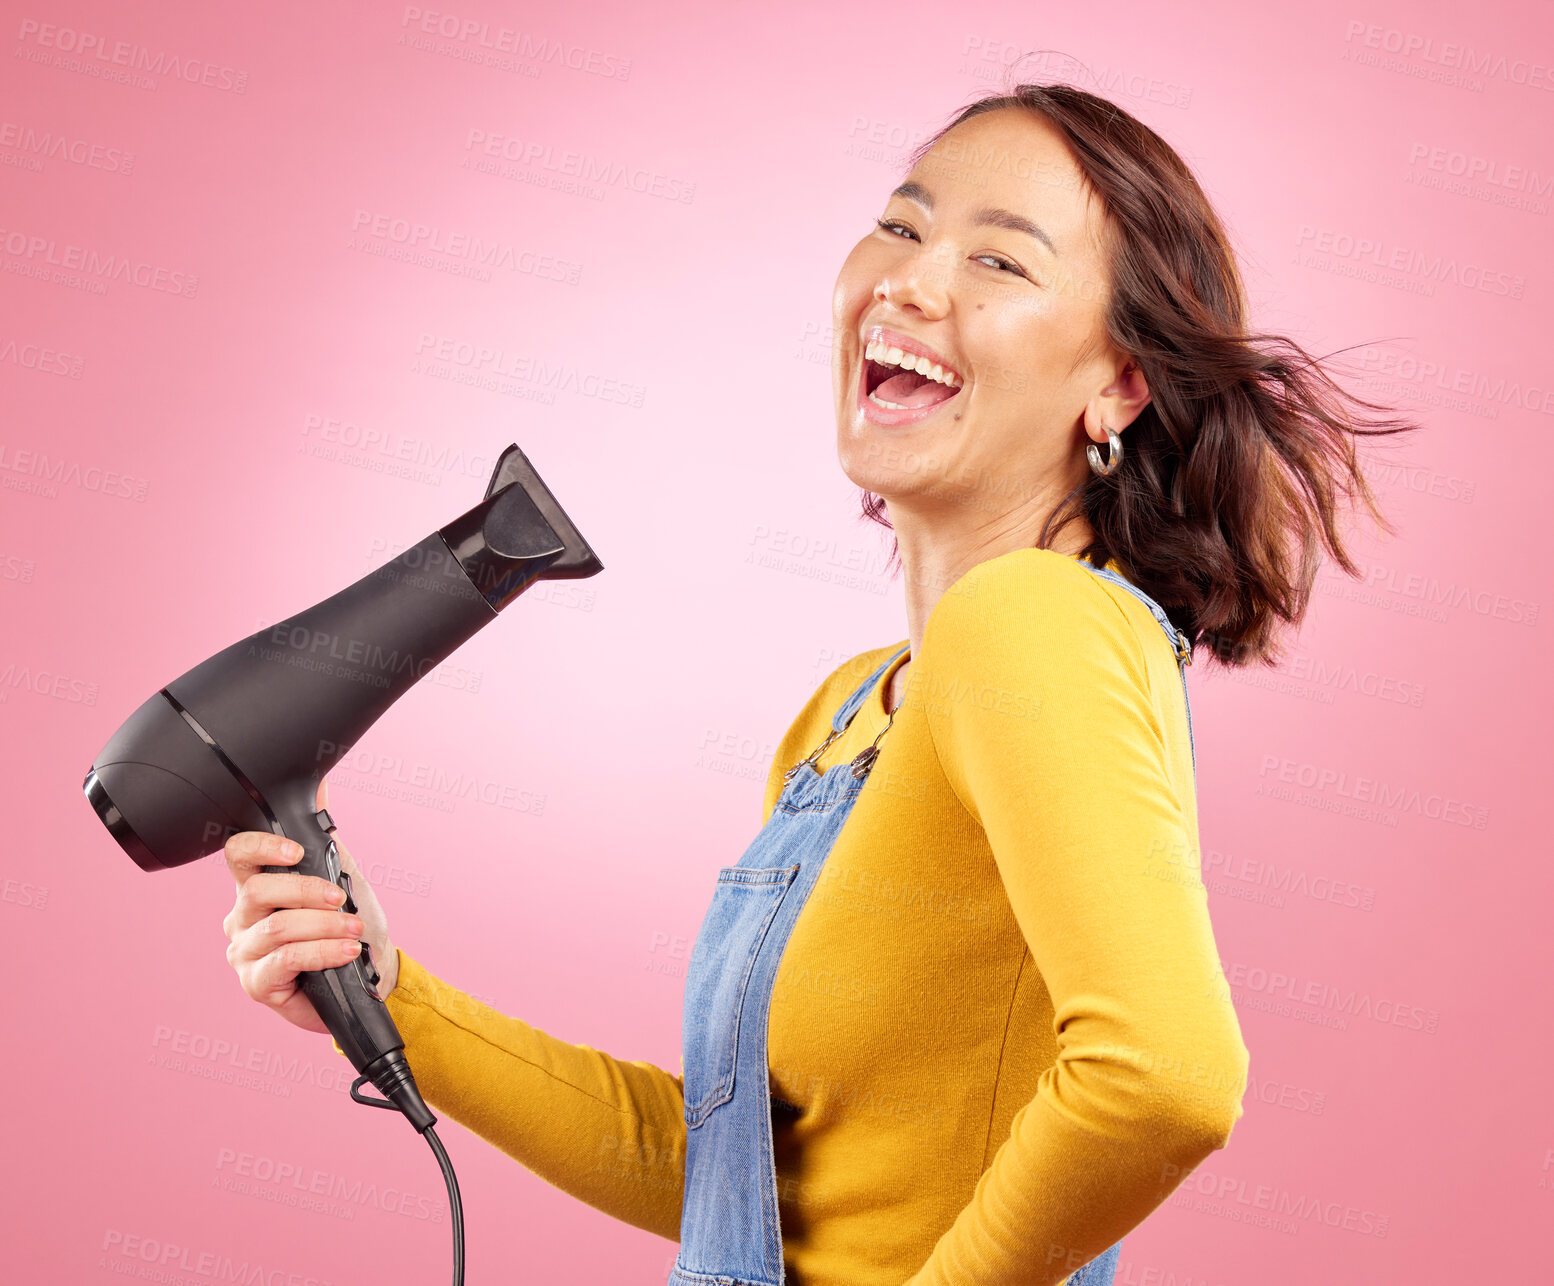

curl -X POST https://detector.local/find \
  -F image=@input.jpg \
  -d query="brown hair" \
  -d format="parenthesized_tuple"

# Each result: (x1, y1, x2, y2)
(859, 80, 1422, 669)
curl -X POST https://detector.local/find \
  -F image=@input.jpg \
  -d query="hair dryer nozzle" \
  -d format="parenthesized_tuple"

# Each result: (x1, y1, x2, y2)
(480, 443, 603, 580)
(437, 444, 603, 611)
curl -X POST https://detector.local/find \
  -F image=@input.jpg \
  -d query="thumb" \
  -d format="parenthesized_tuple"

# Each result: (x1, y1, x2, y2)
(316, 778, 330, 810)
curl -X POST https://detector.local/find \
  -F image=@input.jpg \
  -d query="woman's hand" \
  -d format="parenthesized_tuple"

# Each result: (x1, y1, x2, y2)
(221, 783, 399, 1035)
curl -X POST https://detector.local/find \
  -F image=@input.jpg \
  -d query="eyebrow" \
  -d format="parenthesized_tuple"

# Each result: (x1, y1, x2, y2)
(889, 180, 1057, 256)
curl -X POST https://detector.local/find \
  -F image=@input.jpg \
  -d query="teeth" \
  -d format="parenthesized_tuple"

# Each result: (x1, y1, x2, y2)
(865, 339, 962, 388)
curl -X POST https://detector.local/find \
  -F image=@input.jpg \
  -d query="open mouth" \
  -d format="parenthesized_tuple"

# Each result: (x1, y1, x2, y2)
(863, 340, 963, 412)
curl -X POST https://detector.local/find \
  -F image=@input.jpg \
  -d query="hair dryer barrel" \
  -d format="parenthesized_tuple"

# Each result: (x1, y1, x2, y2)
(84, 442, 600, 1146)
(164, 530, 502, 838)
(84, 443, 602, 873)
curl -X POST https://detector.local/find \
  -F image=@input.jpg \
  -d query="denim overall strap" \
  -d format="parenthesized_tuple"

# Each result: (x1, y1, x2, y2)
(670, 647, 909, 1286)
(829, 646, 910, 732)
(1073, 560, 1197, 772)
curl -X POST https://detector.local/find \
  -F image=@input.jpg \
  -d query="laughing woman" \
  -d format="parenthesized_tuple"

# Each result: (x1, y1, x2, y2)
(222, 84, 1417, 1286)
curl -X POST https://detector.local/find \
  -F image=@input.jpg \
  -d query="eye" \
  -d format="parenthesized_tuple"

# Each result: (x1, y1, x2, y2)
(975, 253, 1028, 279)
(873, 219, 1028, 279)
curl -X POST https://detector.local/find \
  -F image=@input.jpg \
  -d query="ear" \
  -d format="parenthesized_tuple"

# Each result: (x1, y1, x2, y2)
(1083, 359, 1152, 445)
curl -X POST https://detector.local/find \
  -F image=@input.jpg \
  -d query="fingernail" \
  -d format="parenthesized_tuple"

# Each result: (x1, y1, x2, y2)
(283, 841, 302, 858)
(326, 886, 345, 905)
(344, 940, 361, 955)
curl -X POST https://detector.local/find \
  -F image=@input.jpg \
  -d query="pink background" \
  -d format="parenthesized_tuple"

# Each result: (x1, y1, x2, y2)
(3, 0, 1550, 1279)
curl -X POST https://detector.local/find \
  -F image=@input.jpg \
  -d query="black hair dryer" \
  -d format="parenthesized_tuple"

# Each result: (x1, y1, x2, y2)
(83, 444, 602, 1142)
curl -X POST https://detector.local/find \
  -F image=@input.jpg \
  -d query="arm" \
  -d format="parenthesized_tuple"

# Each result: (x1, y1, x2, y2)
(331, 659, 867, 1240)
(333, 950, 686, 1240)
(909, 551, 1249, 1286)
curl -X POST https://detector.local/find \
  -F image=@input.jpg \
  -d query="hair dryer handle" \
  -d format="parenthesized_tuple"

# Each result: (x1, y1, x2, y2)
(262, 799, 435, 1133)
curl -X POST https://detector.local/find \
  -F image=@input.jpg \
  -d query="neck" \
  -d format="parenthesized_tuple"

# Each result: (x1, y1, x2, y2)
(888, 499, 1096, 666)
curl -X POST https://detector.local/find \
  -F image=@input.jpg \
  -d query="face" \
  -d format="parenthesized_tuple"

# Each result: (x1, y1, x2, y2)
(832, 108, 1147, 528)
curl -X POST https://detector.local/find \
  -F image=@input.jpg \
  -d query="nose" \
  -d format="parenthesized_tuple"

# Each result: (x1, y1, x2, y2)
(873, 244, 950, 320)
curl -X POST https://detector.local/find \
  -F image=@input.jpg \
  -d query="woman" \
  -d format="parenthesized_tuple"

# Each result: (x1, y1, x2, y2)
(222, 85, 1416, 1286)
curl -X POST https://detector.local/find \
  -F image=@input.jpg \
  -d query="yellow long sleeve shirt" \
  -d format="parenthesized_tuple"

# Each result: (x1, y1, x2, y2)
(341, 547, 1250, 1285)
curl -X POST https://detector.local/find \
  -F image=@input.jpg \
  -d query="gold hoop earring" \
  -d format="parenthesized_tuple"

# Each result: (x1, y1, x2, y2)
(1087, 426, 1123, 477)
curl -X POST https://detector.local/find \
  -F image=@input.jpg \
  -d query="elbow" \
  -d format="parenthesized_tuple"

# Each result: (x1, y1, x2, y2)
(1177, 1070, 1246, 1156)
(1138, 1016, 1251, 1162)
(1064, 998, 1251, 1164)
(1167, 1028, 1250, 1157)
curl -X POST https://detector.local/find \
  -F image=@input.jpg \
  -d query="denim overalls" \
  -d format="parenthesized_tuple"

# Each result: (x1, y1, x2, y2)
(669, 559, 1197, 1286)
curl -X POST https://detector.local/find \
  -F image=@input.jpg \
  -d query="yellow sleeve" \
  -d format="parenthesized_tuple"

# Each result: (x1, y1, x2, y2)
(330, 949, 685, 1241)
(908, 550, 1249, 1286)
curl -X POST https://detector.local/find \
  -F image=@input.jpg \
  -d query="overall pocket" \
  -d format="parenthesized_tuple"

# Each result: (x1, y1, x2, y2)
(681, 863, 799, 1129)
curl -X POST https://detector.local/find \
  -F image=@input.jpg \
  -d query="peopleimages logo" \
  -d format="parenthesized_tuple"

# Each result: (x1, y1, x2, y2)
(348, 209, 582, 285)
(398, 7, 633, 81)
(462, 129, 696, 204)
(1407, 142, 1554, 198)
(214, 1148, 446, 1223)
(149, 1023, 359, 1095)
(0, 120, 135, 173)
(1330, 558, 1540, 627)
(1256, 754, 1490, 830)
(0, 225, 198, 297)
(1163, 1163, 1391, 1238)
(0, 336, 84, 377)
(1218, 961, 1440, 1034)
(1359, 343, 1554, 418)
(410, 331, 645, 404)
(1201, 849, 1378, 913)
(99, 1230, 333, 1283)
(15, 19, 250, 93)
(0, 443, 150, 502)
(1294, 224, 1525, 298)
(1342, 19, 1554, 93)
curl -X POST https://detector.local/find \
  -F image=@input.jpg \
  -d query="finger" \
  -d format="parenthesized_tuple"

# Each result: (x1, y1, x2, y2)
(231, 907, 364, 963)
(225, 831, 304, 882)
(243, 936, 363, 1002)
(236, 873, 349, 924)
(230, 873, 347, 934)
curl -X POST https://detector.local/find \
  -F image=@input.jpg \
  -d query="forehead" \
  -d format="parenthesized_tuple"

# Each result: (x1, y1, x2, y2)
(903, 109, 1102, 256)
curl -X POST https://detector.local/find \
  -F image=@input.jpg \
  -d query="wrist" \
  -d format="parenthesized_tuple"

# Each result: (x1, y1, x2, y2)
(375, 940, 401, 1002)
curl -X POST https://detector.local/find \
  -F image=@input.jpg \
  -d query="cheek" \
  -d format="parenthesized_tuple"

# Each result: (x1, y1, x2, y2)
(833, 239, 885, 317)
(972, 307, 1076, 405)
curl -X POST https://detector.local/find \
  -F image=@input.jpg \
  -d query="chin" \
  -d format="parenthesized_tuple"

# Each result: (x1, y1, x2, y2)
(834, 451, 914, 505)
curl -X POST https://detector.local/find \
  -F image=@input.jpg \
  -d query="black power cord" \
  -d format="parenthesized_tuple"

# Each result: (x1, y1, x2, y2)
(352, 1075, 465, 1285)
(424, 1127, 465, 1284)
